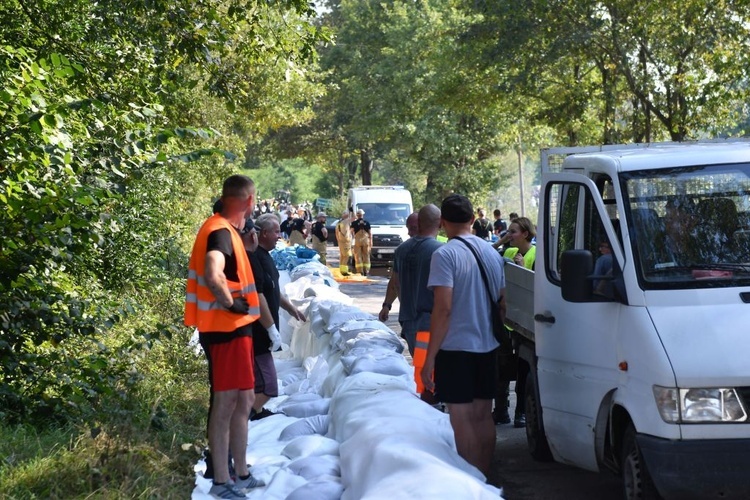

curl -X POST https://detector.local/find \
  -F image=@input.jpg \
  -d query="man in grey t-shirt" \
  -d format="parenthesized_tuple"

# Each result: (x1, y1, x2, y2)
(379, 205, 443, 355)
(422, 193, 505, 477)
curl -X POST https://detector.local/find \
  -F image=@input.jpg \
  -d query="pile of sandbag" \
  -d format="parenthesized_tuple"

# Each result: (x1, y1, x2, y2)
(192, 262, 503, 499)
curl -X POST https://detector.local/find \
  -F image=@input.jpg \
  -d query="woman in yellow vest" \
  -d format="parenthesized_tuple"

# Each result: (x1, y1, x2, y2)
(503, 217, 536, 270)
(495, 216, 535, 428)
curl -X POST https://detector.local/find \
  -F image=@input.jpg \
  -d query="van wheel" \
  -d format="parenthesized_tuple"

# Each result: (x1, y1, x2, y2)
(525, 375, 553, 461)
(621, 424, 660, 499)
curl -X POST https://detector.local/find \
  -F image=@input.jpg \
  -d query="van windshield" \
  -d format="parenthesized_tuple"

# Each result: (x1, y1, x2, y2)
(357, 203, 411, 225)
(622, 162, 750, 289)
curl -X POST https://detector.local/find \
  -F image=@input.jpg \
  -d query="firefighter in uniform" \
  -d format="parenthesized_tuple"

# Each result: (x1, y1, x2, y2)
(351, 208, 372, 276)
(311, 211, 328, 265)
(336, 210, 353, 276)
(288, 214, 307, 247)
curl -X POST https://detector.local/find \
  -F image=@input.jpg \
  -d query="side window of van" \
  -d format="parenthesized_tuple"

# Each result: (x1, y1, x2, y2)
(547, 183, 580, 281)
(547, 178, 621, 300)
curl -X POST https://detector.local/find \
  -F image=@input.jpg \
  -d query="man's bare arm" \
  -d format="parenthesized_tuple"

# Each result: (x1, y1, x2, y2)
(378, 271, 400, 321)
(205, 250, 233, 307)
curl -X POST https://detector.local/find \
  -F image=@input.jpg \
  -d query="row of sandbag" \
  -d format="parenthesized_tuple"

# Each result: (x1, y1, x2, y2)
(192, 262, 503, 499)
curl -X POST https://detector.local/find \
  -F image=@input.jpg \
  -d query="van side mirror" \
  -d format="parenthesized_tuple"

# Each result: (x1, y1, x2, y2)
(561, 250, 594, 302)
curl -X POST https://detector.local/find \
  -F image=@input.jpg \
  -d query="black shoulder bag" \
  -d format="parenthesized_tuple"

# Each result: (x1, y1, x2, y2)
(453, 236, 506, 345)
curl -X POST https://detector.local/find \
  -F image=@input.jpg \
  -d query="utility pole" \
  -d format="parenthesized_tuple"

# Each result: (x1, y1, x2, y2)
(517, 135, 526, 217)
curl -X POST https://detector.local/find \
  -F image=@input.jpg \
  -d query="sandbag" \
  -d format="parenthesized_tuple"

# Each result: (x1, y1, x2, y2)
(286, 476, 344, 500)
(279, 414, 330, 441)
(286, 454, 340, 481)
(282, 434, 340, 460)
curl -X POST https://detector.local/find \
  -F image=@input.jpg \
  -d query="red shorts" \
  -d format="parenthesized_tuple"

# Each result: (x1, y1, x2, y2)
(204, 336, 255, 392)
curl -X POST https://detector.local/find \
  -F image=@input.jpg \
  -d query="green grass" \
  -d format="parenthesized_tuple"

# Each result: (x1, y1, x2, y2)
(0, 324, 212, 499)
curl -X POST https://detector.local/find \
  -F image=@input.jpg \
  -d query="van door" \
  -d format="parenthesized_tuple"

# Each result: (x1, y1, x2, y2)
(535, 173, 624, 471)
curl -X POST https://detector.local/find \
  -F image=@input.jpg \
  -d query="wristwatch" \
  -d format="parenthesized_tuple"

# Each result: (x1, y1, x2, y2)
(382, 302, 392, 310)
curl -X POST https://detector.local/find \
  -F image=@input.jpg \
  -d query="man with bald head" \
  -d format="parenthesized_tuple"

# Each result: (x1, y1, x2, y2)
(405, 211, 419, 237)
(379, 205, 443, 356)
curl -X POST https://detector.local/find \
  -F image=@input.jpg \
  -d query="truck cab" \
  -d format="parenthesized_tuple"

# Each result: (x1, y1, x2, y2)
(347, 186, 413, 265)
(511, 142, 750, 499)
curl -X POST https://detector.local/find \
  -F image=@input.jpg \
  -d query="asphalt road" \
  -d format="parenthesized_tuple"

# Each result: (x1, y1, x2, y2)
(329, 246, 624, 500)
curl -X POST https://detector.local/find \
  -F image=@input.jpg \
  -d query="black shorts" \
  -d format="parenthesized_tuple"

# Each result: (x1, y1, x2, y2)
(253, 352, 279, 397)
(434, 349, 498, 404)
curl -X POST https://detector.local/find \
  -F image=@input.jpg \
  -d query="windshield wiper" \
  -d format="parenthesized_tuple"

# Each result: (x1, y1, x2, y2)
(650, 263, 750, 273)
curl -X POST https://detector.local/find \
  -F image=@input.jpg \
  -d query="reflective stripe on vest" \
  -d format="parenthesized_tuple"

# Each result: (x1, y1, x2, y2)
(184, 214, 260, 332)
(413, 331, 430, 393)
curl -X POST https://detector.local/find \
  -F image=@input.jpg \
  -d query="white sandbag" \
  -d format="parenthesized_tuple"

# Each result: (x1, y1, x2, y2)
(276, 390, 329, 412)
(289, 320, 331, 362)
(327, 307, 376, 334)
(279, 414, 330, 441)
(289, 261, 335, 282)
(340, 348, 413, 378)
(326, 372, 502, 500)
(321, 359, 348, 398)
(277, 392, 322, 405)
(327, 372, 435, 443)
(275, 361, 306, 390)
(292, 355, 330, 395)
(340, 426, 501, 500)
(338, 319, 396, 338)
(282, 434, 340, 460)
(308, 299, 335, 338)
(345, 331, 405, 355)
(285, 275, 343, 302)
(245, 468, 306, 500)
(280, 398, 330, 418)
(286, 455, 340, 480)
(286, 475, 344, 500)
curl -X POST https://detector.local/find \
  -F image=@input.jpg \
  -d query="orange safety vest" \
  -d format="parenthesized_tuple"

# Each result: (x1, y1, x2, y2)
(184, 214, 260, 332)
(413, 330, 432, 393)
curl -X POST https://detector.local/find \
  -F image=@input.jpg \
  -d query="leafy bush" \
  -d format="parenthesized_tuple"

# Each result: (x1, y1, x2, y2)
(0, 45, 227, 425)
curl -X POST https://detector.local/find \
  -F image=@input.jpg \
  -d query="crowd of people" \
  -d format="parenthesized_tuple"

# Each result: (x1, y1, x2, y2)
(187, 174, 603, 497)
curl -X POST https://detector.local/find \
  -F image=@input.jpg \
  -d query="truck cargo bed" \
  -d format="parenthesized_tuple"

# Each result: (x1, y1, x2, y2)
(503, 262, 535, 341)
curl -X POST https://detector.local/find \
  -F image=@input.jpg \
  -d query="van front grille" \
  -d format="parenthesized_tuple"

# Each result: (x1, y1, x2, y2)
(373, 234, 402, 247)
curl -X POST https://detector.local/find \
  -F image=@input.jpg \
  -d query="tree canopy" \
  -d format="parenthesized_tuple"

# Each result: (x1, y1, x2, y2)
(2, 0, 749, 427)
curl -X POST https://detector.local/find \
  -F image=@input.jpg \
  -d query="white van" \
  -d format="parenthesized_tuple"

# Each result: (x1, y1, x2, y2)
(506, 142, 750, 499)
(348, 186, 413, 265)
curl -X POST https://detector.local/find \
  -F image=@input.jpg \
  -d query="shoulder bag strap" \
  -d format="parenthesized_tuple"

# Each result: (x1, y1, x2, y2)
(454, 236, 506, 345)
(453, 236, 495, 304)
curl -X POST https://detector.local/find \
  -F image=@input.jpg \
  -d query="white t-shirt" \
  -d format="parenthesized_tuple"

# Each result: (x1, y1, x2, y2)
(427, 234, 505, 353)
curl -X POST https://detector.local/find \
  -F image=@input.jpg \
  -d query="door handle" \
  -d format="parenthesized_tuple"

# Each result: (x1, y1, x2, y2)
(534, 313, 556, 324)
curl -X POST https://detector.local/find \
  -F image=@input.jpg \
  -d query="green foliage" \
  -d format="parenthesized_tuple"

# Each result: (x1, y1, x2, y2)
(0, 44, 225, 424)
(248, 158, 326, 205)
(457, 0, 750, 143)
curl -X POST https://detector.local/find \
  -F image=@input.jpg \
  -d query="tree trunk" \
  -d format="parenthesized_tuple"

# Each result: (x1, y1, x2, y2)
(360, 148, 373, 185)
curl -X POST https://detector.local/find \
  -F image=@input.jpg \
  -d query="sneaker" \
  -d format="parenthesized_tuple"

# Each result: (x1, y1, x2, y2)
(514, 412, 526, 428)
(203, 450, 235, 480)
(493, 410, 511, 425)
(209, 482, 246, 499)
(250, 407, 277, 421)
(235, 473, 265, 491)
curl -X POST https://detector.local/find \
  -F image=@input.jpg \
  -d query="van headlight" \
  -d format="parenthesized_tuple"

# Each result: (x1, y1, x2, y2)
(653, 386, 747, 423)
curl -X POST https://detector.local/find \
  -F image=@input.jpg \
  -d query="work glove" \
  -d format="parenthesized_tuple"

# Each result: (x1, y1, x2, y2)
(267, 324, 282, 352)
(227, 297, 249, 314)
